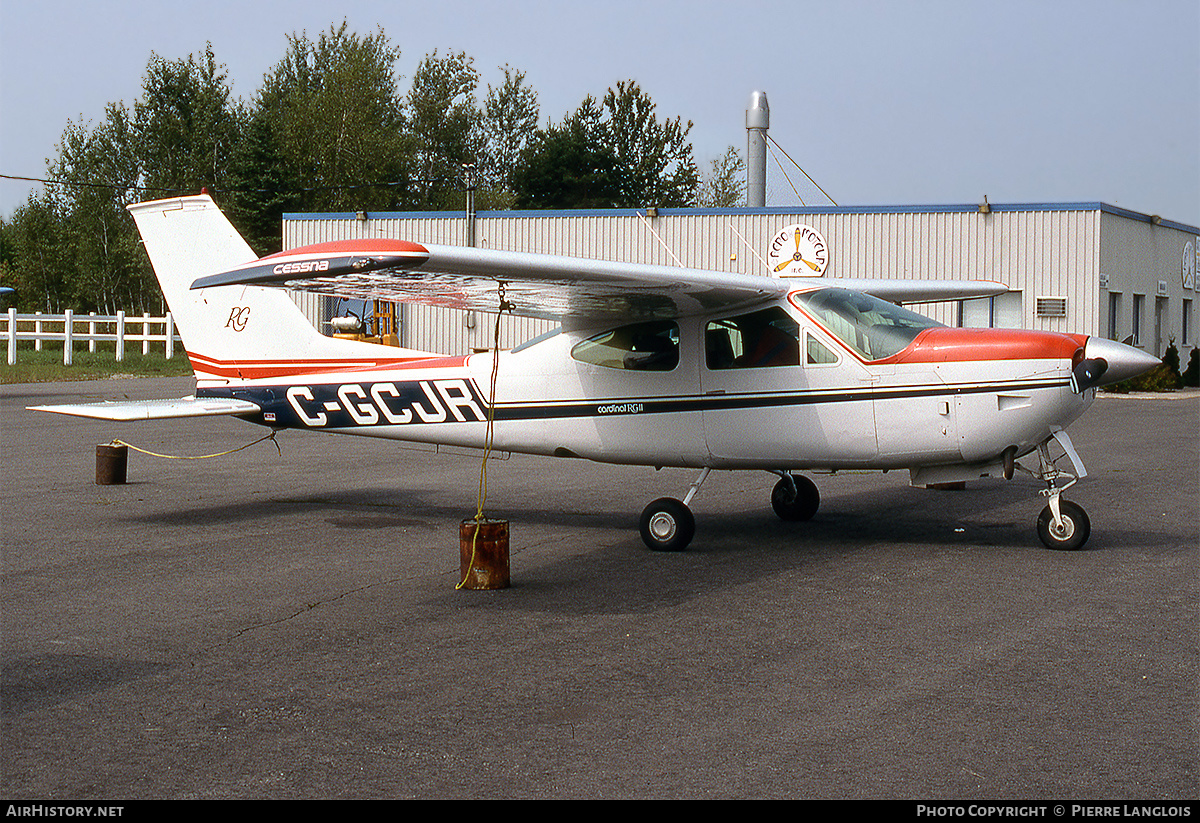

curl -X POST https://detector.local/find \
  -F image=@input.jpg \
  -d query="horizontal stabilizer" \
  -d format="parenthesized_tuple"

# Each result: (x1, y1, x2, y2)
(29, 396, 261, 421)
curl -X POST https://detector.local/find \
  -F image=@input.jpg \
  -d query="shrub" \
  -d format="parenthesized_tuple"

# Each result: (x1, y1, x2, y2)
(1183, 348, 1199, 387)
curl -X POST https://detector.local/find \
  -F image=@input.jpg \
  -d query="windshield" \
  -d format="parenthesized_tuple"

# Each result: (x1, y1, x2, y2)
(789, 288, 943, 361)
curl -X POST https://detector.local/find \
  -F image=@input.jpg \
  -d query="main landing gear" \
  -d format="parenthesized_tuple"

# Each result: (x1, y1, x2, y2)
(639, 468, 709, 552)
(638, 468, 821, 552)
(769, 472, 820, 522)
(640, 430, 1094, 552)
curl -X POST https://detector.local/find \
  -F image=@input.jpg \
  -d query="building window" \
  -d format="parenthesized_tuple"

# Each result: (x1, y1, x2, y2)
(1108, 293, 1122, 340)
(960, 297, 995, 328)
(1155, 297, 1168, 357)
(1184, 299, 1192, 347)
(1132, 294, 1144, 346)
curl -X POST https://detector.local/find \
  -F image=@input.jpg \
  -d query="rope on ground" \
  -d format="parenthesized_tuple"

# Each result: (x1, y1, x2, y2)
(110, 430, 281, 459)
(458, 283, 512, 590)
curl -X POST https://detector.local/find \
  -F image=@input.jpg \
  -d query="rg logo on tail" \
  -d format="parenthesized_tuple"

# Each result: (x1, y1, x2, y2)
(225, 306, 251, 332)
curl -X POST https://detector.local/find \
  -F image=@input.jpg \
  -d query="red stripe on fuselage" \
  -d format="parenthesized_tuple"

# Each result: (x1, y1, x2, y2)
(878, 328, 1087, 365)
(188, 353, 466, 380)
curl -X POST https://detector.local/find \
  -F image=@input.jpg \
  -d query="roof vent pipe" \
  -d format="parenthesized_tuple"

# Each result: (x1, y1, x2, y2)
(746, 91, 769, 207)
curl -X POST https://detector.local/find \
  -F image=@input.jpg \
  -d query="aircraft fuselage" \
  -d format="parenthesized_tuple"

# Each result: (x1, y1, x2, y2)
(197, 292, 1095, 478)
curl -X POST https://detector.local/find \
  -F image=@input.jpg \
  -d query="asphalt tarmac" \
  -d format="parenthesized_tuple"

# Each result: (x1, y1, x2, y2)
(2, 376, 1196, 799)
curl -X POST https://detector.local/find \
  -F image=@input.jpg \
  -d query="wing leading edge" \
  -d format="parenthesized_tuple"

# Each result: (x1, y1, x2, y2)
(192, 239, 1007, 322)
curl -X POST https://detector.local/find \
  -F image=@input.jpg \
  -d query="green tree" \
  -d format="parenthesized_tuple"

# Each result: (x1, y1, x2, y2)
(1183, 348, 1199, 387)
(134, 44, 243, 198)
(405, 50, 482, 210)
(515, 83, 698, 209)
(50, 104, 153, 313)
(513, 117, 621, 209)
(256, 23, 412, 213)
(597, 80, 698, 207)
(696, 146, 746, 208)
(4, 192, 72, 312)
(226, 109, 301, 254)
(478, 65, 539, 207)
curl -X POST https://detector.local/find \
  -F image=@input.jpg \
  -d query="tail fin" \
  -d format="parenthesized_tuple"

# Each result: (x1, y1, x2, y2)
(128, 195, 437, 384)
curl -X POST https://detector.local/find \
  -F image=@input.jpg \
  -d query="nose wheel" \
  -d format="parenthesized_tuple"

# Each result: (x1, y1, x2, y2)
(1024, 430, 1092, 551)
(1036, 500, 1090, 551)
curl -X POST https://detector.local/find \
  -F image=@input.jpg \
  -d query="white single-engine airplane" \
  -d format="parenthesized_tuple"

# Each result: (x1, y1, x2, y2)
(34, 195, 1160, 552)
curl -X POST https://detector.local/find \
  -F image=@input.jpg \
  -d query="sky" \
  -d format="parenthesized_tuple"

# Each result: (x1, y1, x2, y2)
(1, 0, 1197, 225)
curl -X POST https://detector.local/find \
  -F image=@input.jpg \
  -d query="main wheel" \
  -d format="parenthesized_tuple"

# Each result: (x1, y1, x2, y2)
(771, 474, 820, 521)
(639, 498, 695, 552)
(1036, 500, 1091, 551)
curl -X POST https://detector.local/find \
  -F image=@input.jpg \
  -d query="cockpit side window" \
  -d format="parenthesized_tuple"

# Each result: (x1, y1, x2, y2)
(790, 288, 942, 360)
(805, 332, 839, 365)
(571, 320, 679, 371)
(706, 307, 801, 370)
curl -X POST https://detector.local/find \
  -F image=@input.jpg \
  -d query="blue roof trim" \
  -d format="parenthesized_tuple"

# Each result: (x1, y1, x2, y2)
(284, 203, 1198, 233)
(285, 208, 658, 219)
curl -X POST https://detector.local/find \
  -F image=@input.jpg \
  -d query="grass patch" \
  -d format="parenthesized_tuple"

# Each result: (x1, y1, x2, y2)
(0, 343, 193, 383)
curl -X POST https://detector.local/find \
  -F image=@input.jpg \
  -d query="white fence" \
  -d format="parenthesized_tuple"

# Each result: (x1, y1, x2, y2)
(3, 309, 182, 365)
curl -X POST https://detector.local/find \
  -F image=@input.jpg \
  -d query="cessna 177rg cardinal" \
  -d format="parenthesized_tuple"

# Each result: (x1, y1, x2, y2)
(33, 195, 1160, 552)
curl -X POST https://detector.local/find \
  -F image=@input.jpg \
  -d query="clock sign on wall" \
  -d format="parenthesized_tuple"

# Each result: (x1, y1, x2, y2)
(1183, 240, 1196, 291)
(768, 224, 829, 277)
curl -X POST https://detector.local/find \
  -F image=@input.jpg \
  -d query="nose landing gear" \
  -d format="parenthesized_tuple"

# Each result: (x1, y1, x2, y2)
(639, 497, 695, 552)
(1023, 429, 1091, 551)
(1037, 499, 1090, 551)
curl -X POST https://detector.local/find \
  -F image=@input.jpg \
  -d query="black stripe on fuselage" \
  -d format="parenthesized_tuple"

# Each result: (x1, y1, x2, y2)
(202, 377, 1070, 429)
(494, 378, 1068, 420)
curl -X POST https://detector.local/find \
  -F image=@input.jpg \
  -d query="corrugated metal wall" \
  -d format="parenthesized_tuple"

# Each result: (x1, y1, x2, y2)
(283, 205, 1196, 356)
(1099, 212, 1199, 355)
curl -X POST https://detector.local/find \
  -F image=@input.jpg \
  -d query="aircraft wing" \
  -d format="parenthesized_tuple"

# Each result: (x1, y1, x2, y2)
(29, 396, 261, 421)
(191, 239, 1007, 322)
(824, 278, 1009, 304)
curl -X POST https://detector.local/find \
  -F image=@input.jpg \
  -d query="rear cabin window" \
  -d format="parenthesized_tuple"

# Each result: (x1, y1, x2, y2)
(706, 307, 801, 369)
(571, 321, 679, 371)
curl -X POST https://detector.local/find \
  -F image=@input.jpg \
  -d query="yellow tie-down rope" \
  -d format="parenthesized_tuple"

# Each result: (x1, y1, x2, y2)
(458, 283, 512, 590)
(110, 430, 281, 459)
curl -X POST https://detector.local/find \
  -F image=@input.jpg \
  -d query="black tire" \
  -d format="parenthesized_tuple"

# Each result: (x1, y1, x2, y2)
(771, 474, 820, 521)
(1036, 500, 1091, 551)
(639, 498, 695, 552)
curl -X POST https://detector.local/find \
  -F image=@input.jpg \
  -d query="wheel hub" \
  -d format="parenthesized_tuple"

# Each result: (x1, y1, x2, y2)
(649, 512, 677, 540)
(1050, 516, 1075, 540)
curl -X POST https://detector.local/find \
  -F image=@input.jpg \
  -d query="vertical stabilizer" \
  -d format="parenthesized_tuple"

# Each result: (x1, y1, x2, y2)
(128, 195, 437, 383)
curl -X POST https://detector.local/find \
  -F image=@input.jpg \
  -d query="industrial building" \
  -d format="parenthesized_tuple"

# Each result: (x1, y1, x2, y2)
(281, 90, 1195, 361)
(283, 201, 1199, 363)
